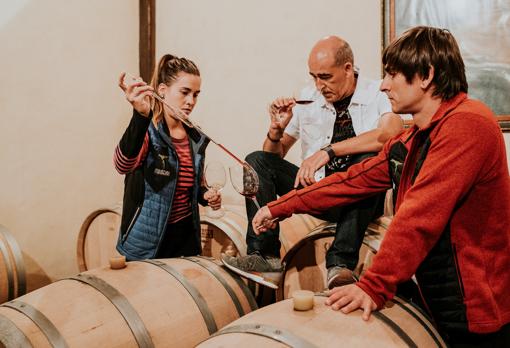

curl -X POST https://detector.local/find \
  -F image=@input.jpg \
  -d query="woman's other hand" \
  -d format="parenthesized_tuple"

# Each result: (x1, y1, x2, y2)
(204, 189, 222, 210)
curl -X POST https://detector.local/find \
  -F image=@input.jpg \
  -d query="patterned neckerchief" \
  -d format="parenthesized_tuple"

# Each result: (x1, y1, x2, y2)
(325, 93, 356, 175)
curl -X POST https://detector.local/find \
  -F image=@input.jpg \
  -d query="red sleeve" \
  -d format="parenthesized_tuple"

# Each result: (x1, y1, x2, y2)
(358, 112, 502, 307)
(267, 140, 393, 219)
(113, 110, 151, 174)
(114, 134, 149, 174)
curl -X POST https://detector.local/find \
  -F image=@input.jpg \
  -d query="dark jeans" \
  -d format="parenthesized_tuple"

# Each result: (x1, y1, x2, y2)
(245, 150, 384, 269)
(156, 215, 201, 258)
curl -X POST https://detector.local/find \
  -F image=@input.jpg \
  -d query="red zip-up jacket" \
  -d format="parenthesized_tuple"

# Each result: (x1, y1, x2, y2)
(268, 93, 510, 334)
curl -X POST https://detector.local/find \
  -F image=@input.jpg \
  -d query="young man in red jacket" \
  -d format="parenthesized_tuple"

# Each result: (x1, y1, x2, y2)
(253, 26, 510, 347)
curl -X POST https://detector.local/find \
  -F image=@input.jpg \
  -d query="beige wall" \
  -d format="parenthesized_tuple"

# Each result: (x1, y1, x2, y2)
(0, 0, 138, 283)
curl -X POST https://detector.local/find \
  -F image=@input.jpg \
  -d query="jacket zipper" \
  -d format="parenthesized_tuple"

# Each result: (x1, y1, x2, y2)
(122, 205, 142, 244)
(451, 243, 466, 299)
(415, 278, 436, 322)
(393, 128, 419, 211)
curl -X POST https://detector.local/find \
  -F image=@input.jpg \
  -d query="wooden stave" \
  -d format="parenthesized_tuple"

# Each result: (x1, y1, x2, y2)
(76, 206, 122, 272)
(0, 225, 26, 304)
(200, 208, 248, 258)
(278, 214, 326, 258)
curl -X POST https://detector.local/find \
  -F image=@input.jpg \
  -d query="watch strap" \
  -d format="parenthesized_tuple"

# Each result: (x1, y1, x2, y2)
(321, 144, 336, 160)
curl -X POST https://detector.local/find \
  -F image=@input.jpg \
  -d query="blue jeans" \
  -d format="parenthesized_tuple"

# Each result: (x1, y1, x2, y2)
(244, 151, 384, 270)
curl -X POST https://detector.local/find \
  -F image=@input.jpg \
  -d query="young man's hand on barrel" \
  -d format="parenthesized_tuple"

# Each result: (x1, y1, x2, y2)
(325, 284, 377, 321)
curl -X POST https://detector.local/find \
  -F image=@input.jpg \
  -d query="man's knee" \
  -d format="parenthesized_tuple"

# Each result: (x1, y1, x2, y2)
(245, 150, 279, 169)
(245, 150, 266, 164)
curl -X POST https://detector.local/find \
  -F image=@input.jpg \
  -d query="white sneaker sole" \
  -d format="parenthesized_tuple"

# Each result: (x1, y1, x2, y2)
(221, 257, 281, 289)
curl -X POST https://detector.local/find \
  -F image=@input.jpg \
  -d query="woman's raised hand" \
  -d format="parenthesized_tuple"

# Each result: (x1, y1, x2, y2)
(118, 72, 154, 117)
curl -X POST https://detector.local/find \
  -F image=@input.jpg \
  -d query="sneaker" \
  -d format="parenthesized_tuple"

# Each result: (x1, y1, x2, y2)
(221, 253, 283, 289)
(327, 266, 357, 289)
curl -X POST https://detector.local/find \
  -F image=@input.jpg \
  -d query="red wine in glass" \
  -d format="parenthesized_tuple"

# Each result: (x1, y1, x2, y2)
(229, 164, 262, 209)
(294, 99, 313, 105)
(229, 164, 279, 230)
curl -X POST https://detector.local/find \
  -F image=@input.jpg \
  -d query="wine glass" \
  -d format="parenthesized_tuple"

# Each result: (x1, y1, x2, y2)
(228, 163, 261, 209)
(272, 83, 315, 124)
(230, 163, 279, 231)
(204, 161, 226, 218)
(292, 79, 316, 105)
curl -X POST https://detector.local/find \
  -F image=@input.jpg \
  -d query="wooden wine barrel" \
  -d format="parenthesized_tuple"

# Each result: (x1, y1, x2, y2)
(383, 189, 394, 217)
(0, 225, 26, 304)
(278, 214, 326, 258)
(277, 217, 389, 300)
(200, 204, 249, 258)
(0, 257, 257, 348)
(76, 205, 123, 272)
(197, 295, 446, 347)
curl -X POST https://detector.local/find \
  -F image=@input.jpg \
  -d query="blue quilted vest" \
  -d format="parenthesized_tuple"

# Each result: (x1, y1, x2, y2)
(116, 121, 209, 260)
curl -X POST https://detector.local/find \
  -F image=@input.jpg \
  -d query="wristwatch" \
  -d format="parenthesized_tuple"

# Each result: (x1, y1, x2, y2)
(320, 144, 336, 160)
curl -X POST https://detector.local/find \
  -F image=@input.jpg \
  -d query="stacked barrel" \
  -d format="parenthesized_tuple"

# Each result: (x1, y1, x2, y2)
(0, 225, 26, 304)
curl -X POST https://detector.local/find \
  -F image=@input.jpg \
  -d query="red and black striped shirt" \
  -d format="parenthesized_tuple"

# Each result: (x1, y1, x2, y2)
(167, 136, 194, 223)
(113, 131, 194, 224)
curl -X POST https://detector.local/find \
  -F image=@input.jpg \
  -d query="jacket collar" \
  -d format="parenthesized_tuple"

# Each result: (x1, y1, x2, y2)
(153, 120, 205, 146)
(402, 92, 467, 143)
(411, 92, 468, 133)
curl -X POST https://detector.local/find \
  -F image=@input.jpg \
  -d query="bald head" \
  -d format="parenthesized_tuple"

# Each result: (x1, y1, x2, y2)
(307, 36, 356, 103)
(309, 36, 354, 67)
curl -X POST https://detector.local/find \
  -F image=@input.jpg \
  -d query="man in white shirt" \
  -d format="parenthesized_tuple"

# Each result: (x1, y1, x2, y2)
(222, 36, 403, 289)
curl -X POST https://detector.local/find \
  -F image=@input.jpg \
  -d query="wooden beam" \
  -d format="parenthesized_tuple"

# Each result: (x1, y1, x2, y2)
(389, 0, 395, 42)
(139, 0, 155, 83)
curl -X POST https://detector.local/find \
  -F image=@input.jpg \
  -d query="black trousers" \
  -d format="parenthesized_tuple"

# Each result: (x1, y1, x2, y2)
(244, 150, 384, 269)
(446, 322, 510, 348)
(156, 215, 201, 258)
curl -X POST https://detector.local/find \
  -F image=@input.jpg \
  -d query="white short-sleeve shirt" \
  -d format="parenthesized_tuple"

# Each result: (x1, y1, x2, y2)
(285, 74, 393, 181)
